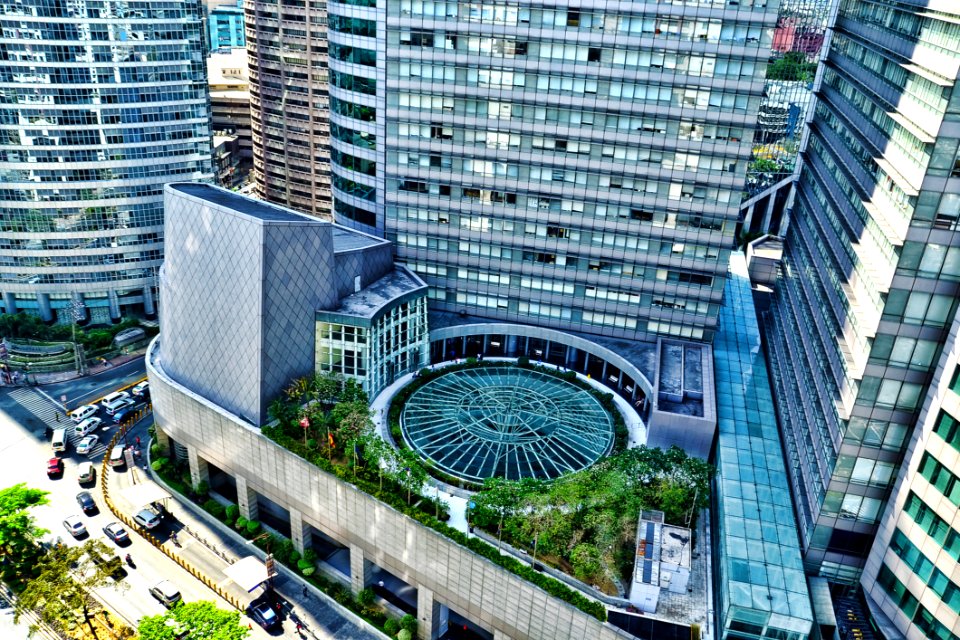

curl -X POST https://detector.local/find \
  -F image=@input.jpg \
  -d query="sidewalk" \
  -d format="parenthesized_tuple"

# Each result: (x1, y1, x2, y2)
(113, 420, 384, 640)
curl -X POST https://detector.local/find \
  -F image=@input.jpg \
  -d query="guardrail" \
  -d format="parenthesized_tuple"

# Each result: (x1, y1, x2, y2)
(99, 417, 245, 612)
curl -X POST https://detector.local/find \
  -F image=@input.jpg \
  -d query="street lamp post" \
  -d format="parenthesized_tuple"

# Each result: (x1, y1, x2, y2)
(248, 532, 276, 589)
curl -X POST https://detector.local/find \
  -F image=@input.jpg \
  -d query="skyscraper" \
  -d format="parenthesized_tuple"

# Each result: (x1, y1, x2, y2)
(765, 1, 960, 582)
(860, 304, 960, 640)
(251, 0, 781, 344)
(246, 0, 332, 218)
(0, 0, 212, 323)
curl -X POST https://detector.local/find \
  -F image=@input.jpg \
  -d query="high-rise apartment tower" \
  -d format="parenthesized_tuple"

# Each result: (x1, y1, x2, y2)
(766, 0, 960, 582)
(0, 0, 212, 322)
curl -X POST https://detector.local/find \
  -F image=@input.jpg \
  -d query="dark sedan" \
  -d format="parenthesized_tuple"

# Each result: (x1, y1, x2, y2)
(75, 491, 97, 515)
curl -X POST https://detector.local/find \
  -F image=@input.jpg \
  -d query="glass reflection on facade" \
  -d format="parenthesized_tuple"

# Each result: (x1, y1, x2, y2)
(0, 0, 212, 322)
(746, 0, 833, 196)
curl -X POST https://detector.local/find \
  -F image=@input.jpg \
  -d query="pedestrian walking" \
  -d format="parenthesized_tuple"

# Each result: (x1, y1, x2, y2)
(54, 411, 60, 422)
(135, 436, 141, 447)
(302, 585, 308, 598)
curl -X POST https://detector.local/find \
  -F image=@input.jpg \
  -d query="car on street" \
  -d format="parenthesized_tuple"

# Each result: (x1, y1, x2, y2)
(76, 435, 99, 456)
(75, 417, 102, 438)
(133, 509, 160, 529)
(77, 461, 96, 484)
(148, 581, 182, 608)
(108, 445, 126, 468)
(102, 522, 130, 545)
(112, 404, 140, 424)
(46, 457, 64, 478)
(70, 405, 98, 423)
(132, 381, 149, 397)
(104, 397, 135, 416)
(63, 515, 87, 538)
(76, 491, 97, 515)
(88, 547, 125, 580)
(247, 600, 280, 630)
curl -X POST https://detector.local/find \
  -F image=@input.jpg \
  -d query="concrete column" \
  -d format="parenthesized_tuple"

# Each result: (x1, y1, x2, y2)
(506, 335, 518, 356)
(108, 290, 122, 323)
(36, 294, 53, 323)
(154, 425, 171, 455)
(187, 447, 209, 491)
(349, 543, 375, 595)
(601, 359, 609, 383)
(236, 475, 259, 521)
(741, 202, 756, 232)
(759, 191, 776, 234)
(3, 292, 16, 314)
(417, 586, 443, 640)
(565, 346, 577, 368)
(290, 508, 312, 555)
(143, 285, 156, 317)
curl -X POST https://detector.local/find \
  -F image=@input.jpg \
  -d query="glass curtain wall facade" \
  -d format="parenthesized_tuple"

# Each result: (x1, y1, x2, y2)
(0, 0, 212, 323)
(765, 1, 960, 582)
(246, 0, 333, 218)
(745, 0, 832, 196)
(861, 307, 960, 640)
(209, 0, 246, 51)
(371, 0, 780, 344)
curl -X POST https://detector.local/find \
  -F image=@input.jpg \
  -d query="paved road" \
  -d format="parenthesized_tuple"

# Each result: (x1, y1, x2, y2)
(0, 384, 385, 640)
(39, 357, 147, 412)
(0, 386, 273, 638)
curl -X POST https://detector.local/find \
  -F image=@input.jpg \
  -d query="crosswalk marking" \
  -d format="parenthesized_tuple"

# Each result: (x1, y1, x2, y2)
(9, 388, 111, 457)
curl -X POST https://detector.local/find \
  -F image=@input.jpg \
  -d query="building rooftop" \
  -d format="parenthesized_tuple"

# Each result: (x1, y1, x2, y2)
(713, 253, 814, 638)
(207, 48, 248, 88)
(322, 267, 426, 320)
(331, 226, 387, 253)
(167, 183, 315, 224)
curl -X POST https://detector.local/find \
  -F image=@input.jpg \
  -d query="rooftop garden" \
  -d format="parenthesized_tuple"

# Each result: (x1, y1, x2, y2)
(260, 362, 714, 619)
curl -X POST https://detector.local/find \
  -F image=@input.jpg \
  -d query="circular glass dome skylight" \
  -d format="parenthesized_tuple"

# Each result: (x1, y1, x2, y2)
(401, 367, 615, 482)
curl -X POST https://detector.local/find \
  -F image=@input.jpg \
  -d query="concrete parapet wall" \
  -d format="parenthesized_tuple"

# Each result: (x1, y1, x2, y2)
(148, 338, 633, 640)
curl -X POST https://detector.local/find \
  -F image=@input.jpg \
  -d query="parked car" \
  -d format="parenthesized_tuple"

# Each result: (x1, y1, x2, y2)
(75, 417, 102, 438)
(76, 435, 99, 456)
(70, 405, 97, 423)
(46, 457, 64, 478)
(131, 381, 149, 397)
(63, 515, 87, 538)
(102, 522, 130, 545)
(148, 581, 182, 608)
(77, 461, 96, 484)
(133, 509, 160, 529)
(76, 491, 97, 515)
(247, 601, 279, 630)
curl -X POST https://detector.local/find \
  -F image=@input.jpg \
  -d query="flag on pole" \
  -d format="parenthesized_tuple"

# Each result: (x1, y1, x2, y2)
(299, 416, 310, 429)
(328, 432, 335, 448)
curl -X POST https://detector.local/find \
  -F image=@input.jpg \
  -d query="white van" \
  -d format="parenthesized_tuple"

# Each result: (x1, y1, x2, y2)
(108, 445, 126, 468)
(100, 391, 130, 409)
(52, 428, 68, 453)
(70, 405, 97, 423)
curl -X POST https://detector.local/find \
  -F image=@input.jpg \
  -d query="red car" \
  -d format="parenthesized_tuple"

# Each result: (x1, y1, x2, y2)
(47, 457, 64, 478)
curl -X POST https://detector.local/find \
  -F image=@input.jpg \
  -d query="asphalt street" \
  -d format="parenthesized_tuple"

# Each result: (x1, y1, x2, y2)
(39, 357, 147, 412)
(0, 366, 385, 640)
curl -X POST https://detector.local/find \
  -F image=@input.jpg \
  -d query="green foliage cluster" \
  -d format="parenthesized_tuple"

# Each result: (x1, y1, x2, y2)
(766, 51, 818, 82)
(138, 600, 249, 640)
(470, 446, 714, 584)
(0, 314, 153, 351)
(0, 483, 49, 590)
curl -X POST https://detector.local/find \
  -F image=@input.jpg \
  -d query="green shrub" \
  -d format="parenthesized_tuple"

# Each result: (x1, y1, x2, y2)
(357, 588, 375, 606)
(224, 504, 239, 525)
(383, 619, 400, 635)
(151, 458, 169, 474)
(288, 549, 301, 565)
(397, 630, 412, 640)
(303, 548, 318, 564)
(400, 614, 417, 633)
(245, 520, 261, 536)
(517, 355, 530, 366)
(273, 537, 295, 565)
(235, 516, 248, 531)
(194, 480, 209, 498)
(297, 558, 315, 576)
(202, 499, 225, 520)
(150, 443, 162, 459)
